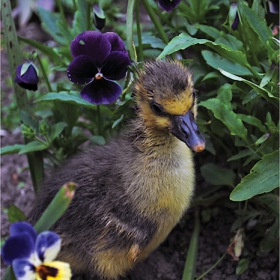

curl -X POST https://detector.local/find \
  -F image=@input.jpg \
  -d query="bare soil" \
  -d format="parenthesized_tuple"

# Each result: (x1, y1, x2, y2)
(1, 21, 279, 280)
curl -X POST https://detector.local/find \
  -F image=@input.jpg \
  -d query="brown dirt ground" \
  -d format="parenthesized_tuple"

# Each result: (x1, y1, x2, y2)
(1, 21, 279, 280)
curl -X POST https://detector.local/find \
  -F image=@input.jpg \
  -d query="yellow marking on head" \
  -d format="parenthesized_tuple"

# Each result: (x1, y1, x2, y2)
(155, 87, 194, 116)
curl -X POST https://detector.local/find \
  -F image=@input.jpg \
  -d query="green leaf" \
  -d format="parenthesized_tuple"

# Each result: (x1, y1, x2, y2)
(8, 205, 26, 223)
(158, 33, 252, 73)
(34, 182, 77, 233)
(255, 133, 270, 145)
(198, 25, 220, 39)
(90, 135, 106, 145)
(227, 149, 255, 162)
(112, 114, 124, 129)
(218, 68, 279, 106)
(18, 36, 61, 62)
(19, 141, 48, 154)
(202, 50, 252, 76)
(50, 122, 68, 141)
(240, 3, 271, 46)
(73, 1, 90, 34)
(236, 259, 249, 275)
(200, 163, 235, 187)
(0, 144, 25, 155)
(237, 114, 267, 133)
(37, 7, 67, 45)
(230, 150, 279, 201)
(35, 92, 96, 109)
(200, 98, 248, 140)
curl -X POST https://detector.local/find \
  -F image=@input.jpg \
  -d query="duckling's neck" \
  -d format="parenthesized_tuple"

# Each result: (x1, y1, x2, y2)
(128, 119, 174, 154)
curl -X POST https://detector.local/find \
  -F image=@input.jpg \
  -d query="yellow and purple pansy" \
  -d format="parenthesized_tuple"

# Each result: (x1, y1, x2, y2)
(2, 222, 71, 280)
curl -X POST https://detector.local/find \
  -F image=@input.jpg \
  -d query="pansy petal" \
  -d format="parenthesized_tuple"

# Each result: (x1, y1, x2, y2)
(81, 79, 122, 105)
(10, 222, 37, 241)
(102, 51, 131, 80)
(2, 234, 35, 265)
(16, 64, 39, 84)
(67, 55, 97, 84)
(70, 31, 111, 67)
(12, 258, 36, 280)
(104, 32, 126, 52)
(37, 261, 72, 280)
(158, 0, 181, 12)
(35, 231, 61, 262)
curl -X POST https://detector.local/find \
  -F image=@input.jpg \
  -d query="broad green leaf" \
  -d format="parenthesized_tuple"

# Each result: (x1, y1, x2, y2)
(158, 33, 253, 73)
(18, 36, 61, 62)
(8, 205, 26, 223)
(230, 150, 279, 201)
(200, 98, 248, 140)
(240, 3, 271, 46)
(19, 141, 48, 154)
(35, 92, 96, 109)
(227, 149, 255, 162)
(134, 32, 165, 49)
(236, 259, 249, 275)
(217, 83, 232, 103)
(215, 34, 243, 51)
(200, 163, 235, 187)
(237, 114, 267, 133)
(202, 50, 252, 76)
(198, 25, 220, 39)
(37, 7, 67, 45)
(50, 122, 68, 141)
(218, 68, 279, 106)
(73, 1, 90, 34)
(0, 144, 25, 155)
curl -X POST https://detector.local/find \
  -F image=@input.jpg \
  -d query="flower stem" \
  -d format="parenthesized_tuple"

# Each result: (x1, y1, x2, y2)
(56, 0, 68, 28)
(195, 253, 227, 280)
(96, 105, 102, 135)
(135, 0, 144, 61)
(36, 55, 53, 92)
(126, 0, 136, 61)
(142, 0, 169, 45)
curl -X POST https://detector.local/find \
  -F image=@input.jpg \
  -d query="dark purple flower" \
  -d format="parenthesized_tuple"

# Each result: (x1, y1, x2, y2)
(158, 0, 181, 12)
(67, 31, 131, 105)
(15, 62, 39, 91)
(93, 4, 106, 30)
(268, 0, 279, 13)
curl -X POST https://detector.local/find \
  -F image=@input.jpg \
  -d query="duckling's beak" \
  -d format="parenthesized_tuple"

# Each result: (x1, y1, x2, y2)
(171, 111, 206, 152)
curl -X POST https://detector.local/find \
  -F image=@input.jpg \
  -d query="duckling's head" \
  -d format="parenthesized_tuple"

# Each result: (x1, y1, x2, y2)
(134, 60, 205, 152)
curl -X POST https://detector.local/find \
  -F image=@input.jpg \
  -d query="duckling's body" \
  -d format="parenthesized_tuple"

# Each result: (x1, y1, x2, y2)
(29, 60, 205, 279)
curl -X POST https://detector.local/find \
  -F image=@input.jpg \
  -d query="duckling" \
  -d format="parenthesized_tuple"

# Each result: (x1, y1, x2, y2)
(29, 60, 205, 279)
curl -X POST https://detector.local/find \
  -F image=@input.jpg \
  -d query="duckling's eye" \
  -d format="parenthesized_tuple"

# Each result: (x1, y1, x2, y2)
(150, 102, 164, 115)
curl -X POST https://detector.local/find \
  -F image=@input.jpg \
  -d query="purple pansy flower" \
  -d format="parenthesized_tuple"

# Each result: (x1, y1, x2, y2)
(15, 62, 39, 91)
(229, 3, 240, 31)
(2, 222, 71, 280)
(93, 4, 106, 30)
(67, 31, 131, 105)
(158, 0, 181, 12)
